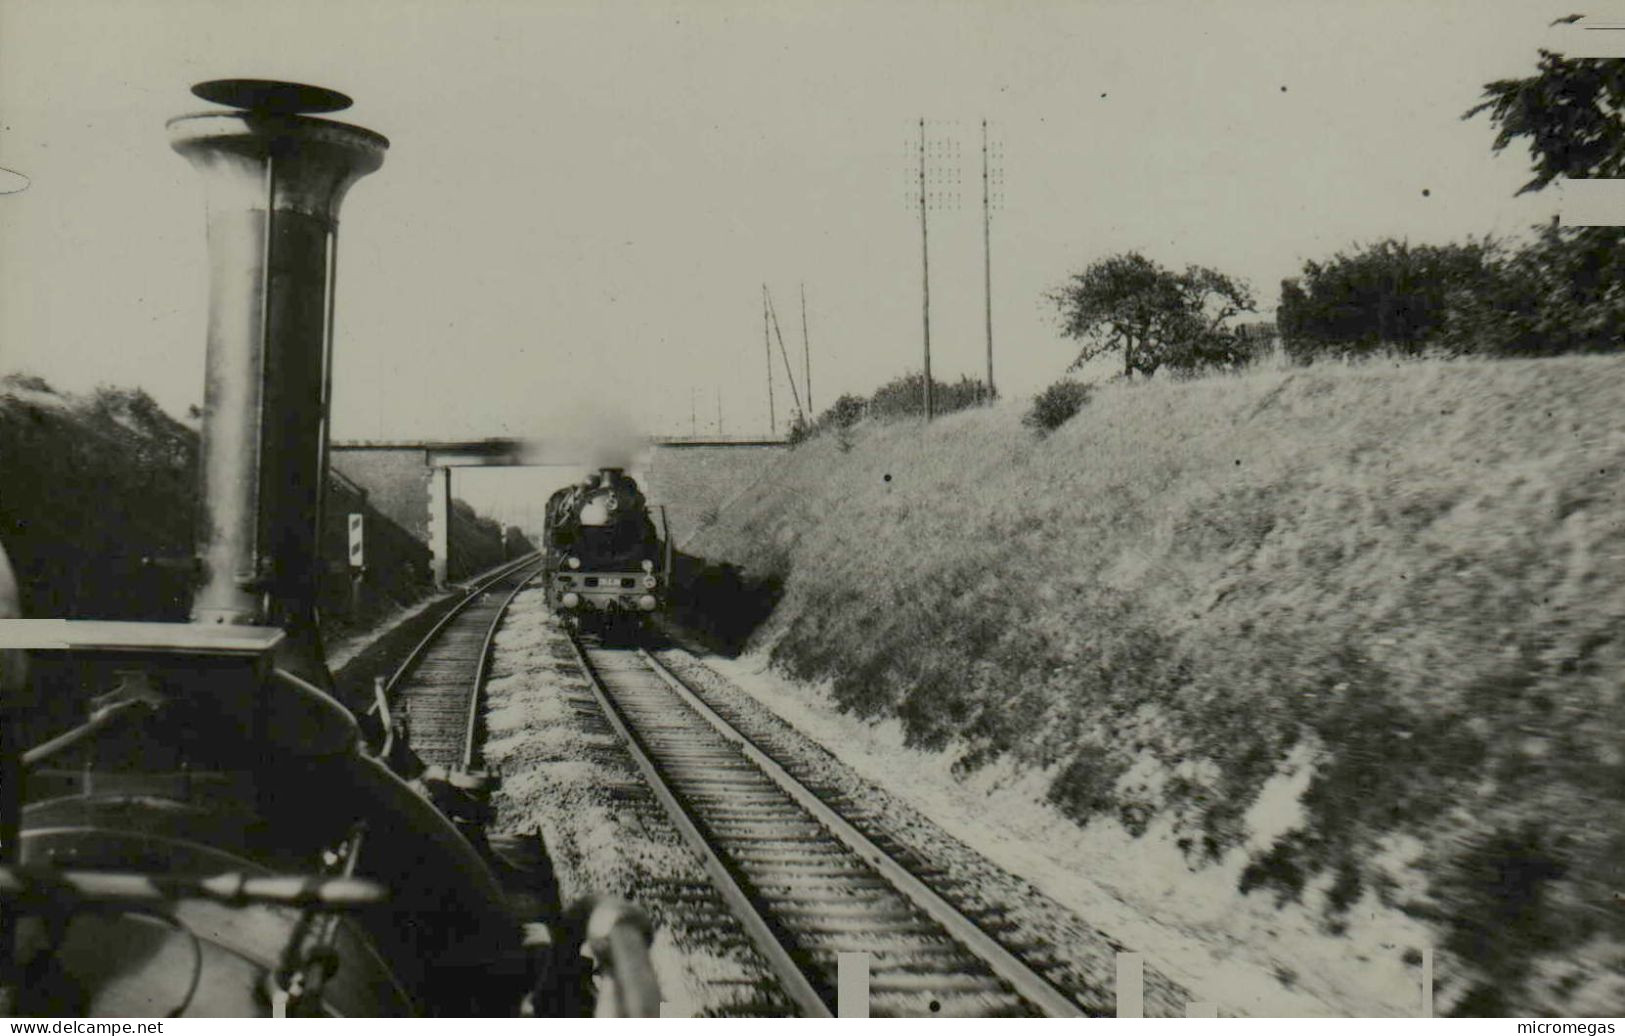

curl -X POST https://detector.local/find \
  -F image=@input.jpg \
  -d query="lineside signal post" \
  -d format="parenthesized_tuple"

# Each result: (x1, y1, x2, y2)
(348, 513, 365, 615)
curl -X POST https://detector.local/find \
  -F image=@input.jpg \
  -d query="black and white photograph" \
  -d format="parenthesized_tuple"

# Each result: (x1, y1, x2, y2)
(0, 0, 1621, 1021)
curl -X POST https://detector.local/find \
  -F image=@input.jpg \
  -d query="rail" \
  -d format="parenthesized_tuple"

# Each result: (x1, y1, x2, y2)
(565, 634, 830, 1018)
(638, 648, 1084, 1017)
(370, 552, 544, 769)
(462, 567, 539, 770)
(569, 634, 1089, 1017)
(373, 551, 541, 708)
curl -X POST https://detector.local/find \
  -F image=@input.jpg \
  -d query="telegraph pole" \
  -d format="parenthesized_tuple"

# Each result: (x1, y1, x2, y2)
(918, 117, 934, 421)
(761, 284, 776, 436)
(765, 287, 805, 423)
(982, 119, 996, 403)
(800, 282, 813, 418)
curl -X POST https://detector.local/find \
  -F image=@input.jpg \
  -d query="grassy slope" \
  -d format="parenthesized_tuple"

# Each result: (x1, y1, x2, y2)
(684, 356, 1625, 1016)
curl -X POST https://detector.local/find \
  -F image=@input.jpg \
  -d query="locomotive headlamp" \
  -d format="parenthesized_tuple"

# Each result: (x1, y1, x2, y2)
(640, 559, 655, 573)
(637, 595, 657, 612)
(566, 556, 581, 570)
(642, 575, 657, 590)
(562, 592, 581, 609)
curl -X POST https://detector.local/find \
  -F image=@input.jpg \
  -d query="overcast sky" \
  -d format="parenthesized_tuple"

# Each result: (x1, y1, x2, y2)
(0, 0, 1575, 458)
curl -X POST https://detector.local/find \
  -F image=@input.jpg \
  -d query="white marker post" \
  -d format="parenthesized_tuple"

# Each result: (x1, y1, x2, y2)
(1115, 951, 1144, 1018)
(1420, 946, 1434, 1018)
(836, 951, 870, 1018)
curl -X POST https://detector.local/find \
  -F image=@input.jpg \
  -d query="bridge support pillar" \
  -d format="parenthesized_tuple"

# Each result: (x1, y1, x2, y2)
(428, 464, 451, 587)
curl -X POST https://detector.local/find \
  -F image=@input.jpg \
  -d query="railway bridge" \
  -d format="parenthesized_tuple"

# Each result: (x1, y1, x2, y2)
(330, 436, 789, 584)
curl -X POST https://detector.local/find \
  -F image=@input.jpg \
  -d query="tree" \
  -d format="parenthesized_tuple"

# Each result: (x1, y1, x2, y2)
(1464, 47, 1625, 194)
(1462, 36, 1625, 356)
(1479, 220, 1625, 355)
(1276, 239, 1506, 361)
(1048, 252, 1256, 378)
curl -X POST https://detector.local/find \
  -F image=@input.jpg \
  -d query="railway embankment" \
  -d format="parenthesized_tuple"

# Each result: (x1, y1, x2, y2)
(675, 355, 1625, 1017)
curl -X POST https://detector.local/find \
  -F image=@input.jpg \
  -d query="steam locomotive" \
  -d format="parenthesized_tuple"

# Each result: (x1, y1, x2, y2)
(542, 470, 671, 632)
(0, 80, 658, 1017)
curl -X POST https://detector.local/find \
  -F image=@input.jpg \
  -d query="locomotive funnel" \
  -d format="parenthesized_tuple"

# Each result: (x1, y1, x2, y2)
(169, 82, 387, 674)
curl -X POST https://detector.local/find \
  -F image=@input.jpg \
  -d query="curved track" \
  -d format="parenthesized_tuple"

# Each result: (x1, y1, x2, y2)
(383, 555, 544, 770)
(569, 637, 1088, 1019)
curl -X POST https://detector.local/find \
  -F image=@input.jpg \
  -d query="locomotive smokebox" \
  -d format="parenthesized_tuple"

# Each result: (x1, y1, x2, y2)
(168, 81, 387, 675)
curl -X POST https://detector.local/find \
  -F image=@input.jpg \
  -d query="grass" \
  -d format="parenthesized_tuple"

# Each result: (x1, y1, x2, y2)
(682, 355, 1625, 1015)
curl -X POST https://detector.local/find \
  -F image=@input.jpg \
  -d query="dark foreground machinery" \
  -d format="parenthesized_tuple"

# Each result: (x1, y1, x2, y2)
(0, 80, 659, 1017)
(542, 470, 672, 634)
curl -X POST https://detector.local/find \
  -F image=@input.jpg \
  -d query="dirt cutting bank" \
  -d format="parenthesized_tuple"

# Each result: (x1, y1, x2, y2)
(670, 356, 1625, 1017)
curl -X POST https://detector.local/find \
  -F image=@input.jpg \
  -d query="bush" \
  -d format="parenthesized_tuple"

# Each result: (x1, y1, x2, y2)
(867, 372, 988, 421)
(1023, 378, 1092, 433)
(786, 413, 812, 445)
(821, 393, 867, 431)
(795, 376, 991, 445)
(1277, 239, 1505, 363)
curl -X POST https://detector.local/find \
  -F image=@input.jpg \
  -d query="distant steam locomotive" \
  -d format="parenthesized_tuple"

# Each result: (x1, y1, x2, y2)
(542, 469, 671, 629)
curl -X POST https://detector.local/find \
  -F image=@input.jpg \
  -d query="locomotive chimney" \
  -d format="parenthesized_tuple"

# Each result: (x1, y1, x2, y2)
(169, 81, 387, 675)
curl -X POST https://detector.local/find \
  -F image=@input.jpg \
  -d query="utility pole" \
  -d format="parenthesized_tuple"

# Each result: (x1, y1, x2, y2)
(765, 287, 805, 423)
(982, 119, 996, 403)
(918, 117, 934, 421)
(761, 284, 776, 436)
(716, 387, 723, 436)
(690, 387, 697, 437)
(800, 282, 813, 418)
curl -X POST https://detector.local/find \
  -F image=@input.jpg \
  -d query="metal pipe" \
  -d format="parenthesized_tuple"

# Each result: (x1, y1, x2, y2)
(584, 899, 660, 1017)
(169, 88, 387, 679)
(0, 542, 26, 1010)
(20, 697, 152, 769)
(0, 867, 387, 911)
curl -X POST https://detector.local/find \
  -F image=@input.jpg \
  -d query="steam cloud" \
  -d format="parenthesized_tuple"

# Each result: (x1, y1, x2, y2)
(514, 400, 652, 473)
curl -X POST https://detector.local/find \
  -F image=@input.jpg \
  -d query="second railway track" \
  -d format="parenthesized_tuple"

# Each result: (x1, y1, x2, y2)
(383, 554, 546, 771)
(570, 636, 1090, 1018)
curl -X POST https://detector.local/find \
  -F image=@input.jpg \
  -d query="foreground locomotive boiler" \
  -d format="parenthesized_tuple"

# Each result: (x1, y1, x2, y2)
(0, 81, 657, 1017)
(543, 470, 671, 630)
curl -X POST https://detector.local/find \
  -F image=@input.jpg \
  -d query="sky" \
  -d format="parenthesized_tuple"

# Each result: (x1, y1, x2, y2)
(0, 0, 1584, 519)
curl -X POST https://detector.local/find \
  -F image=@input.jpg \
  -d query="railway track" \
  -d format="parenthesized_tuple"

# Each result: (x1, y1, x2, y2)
(382, 554, 545, 770)
(569, 636, 1090, 1019)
